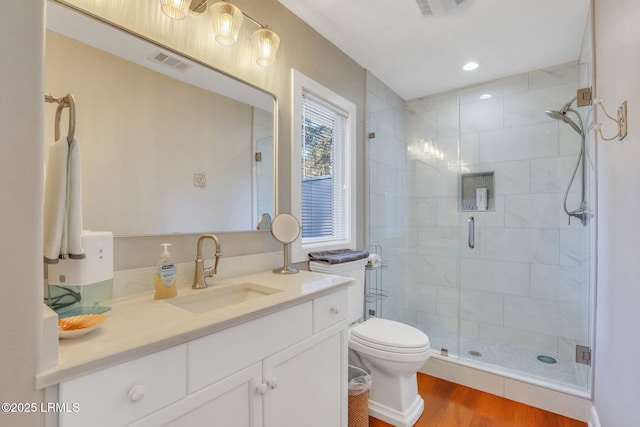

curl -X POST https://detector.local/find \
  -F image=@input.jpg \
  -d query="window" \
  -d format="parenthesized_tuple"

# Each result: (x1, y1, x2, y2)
(291, 70, 356, 262)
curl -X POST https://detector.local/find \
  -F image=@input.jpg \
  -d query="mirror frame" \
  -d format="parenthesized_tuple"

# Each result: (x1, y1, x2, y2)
(47, 0, 279, 237)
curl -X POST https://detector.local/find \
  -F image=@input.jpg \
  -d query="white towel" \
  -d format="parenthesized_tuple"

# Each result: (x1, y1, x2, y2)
(44, 137, 85, 263)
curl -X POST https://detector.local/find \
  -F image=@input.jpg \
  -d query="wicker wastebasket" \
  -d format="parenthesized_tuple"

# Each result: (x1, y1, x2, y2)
(348, 366, 372, 427)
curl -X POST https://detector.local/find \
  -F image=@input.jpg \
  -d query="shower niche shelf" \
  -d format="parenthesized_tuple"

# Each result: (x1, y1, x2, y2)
(460, 171, 495, 211)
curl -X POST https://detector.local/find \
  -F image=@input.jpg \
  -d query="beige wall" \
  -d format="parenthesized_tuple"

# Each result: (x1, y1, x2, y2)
(593, 0, 640, 425)
(55, 0, 366, 270)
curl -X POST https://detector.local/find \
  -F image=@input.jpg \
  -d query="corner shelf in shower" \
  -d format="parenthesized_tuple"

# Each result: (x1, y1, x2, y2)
(364, 245, 388, 320)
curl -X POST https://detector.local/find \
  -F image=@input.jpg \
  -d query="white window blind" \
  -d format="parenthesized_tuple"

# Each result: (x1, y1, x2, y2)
(301, 92, 348, 244)
(290, 69, 356, 263)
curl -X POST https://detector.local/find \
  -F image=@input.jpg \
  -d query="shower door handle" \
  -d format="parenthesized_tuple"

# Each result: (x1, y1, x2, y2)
(468, 216, 475, 249)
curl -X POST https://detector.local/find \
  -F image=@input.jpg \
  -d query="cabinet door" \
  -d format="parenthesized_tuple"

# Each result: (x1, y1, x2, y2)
(131, 363, 262, 427)
(262, 329, 347, 427)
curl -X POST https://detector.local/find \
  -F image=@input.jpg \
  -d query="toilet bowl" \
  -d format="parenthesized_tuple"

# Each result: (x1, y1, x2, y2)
(308, 256, 431, 427)
(349, 318, 430, 427)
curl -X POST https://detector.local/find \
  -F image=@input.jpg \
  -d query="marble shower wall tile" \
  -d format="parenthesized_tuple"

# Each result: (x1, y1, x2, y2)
(399, 63, 589, 356)
(460, 97, 504, 134)
(480, 228, 559, 264)
(460, 258, 530, 296)
(530, 156, 582, 194)
(458, 73, 529, 105)
(479, 122, 558, 163)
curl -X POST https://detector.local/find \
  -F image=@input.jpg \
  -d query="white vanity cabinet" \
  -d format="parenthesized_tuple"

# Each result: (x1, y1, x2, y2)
(57, 286, 349, 427)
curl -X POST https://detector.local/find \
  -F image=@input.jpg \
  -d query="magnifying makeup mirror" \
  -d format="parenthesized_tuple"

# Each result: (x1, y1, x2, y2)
(270, 213, 301, 274)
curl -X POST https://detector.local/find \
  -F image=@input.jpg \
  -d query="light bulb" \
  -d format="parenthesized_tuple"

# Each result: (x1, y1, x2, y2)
(219, 13, 233, 36)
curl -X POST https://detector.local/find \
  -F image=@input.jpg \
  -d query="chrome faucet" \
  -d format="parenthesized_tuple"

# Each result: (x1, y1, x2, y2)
(192, 234, 222, 289)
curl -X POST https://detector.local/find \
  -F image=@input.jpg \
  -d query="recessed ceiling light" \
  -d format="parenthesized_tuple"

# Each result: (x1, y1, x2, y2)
(480, 93, 493, 100)
(462, 61, 479, 71)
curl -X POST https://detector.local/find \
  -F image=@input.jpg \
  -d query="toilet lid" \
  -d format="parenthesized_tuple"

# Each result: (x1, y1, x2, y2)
(350, 318, 429, 350)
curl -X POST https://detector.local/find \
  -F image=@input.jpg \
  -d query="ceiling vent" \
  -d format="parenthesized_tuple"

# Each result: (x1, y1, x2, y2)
(415, 0, 470, 16)
(148, 51, 193, 72)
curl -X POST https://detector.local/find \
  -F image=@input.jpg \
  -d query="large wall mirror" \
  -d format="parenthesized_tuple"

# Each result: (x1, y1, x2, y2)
(45, 2, 276, 236)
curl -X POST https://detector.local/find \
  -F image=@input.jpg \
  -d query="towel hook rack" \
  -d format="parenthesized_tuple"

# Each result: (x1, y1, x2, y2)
(44, 93, 76, 144)
(593, 98, 627, 141)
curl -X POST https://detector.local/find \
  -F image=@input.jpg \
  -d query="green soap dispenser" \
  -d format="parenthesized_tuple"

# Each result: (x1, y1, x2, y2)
(154, 243, 177, 299)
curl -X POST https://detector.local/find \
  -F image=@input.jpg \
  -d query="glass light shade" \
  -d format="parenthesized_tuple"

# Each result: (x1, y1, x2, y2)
(253, 28, 280, 67)
(211, 2, 244, 46)
(160, 0, 190, 20)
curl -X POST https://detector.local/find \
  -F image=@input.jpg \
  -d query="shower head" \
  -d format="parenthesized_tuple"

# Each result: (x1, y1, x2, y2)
(545, 97, 583, 136)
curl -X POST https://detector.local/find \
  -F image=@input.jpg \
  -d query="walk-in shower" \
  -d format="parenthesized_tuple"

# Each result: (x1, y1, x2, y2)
(366, 59, 595, 395)
(546, 97, 589, 226)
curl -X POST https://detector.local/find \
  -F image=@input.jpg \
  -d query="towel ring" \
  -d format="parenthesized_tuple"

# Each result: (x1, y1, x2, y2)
(45, 93, 76, 144)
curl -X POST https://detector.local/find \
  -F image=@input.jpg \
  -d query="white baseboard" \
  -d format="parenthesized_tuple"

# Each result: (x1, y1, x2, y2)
(588, 405, 601, 427)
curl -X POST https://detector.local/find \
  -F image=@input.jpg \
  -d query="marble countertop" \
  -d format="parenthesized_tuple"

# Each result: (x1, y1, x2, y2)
(36, 270, 352, 389)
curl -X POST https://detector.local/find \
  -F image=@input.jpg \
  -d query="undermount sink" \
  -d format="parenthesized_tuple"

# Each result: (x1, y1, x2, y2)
(165, 282, 283, 314)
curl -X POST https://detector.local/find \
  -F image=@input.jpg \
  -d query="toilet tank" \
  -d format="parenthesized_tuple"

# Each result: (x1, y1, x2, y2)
(309, 258, 367, 324)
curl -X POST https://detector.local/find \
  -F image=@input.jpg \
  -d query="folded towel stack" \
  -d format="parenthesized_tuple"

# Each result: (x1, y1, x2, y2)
(308, 249, 370, 265)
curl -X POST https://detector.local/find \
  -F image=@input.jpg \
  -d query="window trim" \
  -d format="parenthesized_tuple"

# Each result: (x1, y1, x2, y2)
(291, 69, 357, 263)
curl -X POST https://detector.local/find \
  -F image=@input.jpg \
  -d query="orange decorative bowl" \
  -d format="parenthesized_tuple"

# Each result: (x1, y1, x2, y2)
(58, 314, 107, 339)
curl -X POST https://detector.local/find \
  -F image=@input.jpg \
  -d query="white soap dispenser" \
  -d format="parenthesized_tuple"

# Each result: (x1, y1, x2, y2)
(154, 243, 177, 299)
(476, 188, 488, 211)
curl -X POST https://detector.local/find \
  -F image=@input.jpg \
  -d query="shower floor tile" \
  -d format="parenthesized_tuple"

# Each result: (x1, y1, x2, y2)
(421, 329, 590, 392)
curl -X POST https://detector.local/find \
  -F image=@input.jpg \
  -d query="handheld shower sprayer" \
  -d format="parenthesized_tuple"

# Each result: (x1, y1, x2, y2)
(545, 97, 583, 136)
(545, 97, 588, 226)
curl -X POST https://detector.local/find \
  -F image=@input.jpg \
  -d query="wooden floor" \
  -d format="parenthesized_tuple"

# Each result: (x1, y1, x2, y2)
(368, 374, 586, 427)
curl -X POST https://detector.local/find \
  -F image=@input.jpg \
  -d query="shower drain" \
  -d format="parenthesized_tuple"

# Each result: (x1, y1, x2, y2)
(467, 350, 482, 357)
(537, 355, 557, 364)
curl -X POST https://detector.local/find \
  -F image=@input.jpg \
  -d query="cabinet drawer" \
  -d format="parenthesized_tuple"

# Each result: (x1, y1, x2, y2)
(59, 344, 186, 427)
(188, 302, 312, 393)
(313, 288, 348, 333)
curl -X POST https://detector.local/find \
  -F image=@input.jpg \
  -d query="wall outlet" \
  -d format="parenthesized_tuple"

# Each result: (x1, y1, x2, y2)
(193, 172, 206, 188)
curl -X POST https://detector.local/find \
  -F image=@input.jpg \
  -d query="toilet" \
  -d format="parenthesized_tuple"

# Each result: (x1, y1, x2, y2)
(309, 258, 430, 427)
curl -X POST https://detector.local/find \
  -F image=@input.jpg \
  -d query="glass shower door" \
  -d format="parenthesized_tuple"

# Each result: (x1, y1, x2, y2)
(455, 61, 593, 392)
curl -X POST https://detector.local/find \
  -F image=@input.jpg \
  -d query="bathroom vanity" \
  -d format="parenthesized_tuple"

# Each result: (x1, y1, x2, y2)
(38, 271, 351, 427)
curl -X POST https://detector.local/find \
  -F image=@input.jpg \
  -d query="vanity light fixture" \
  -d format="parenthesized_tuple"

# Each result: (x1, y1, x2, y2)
(160, 0, 280, 66)
(479, 93, 493, 100)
